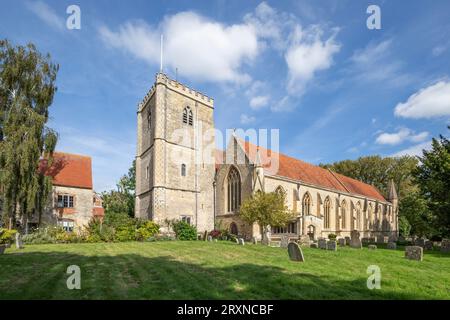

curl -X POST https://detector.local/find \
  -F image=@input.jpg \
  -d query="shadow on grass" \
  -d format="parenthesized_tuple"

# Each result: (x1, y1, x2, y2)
(0, 250, 429, 300)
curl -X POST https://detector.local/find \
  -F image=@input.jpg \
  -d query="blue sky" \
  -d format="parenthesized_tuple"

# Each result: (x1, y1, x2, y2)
(1, 0, 450, 191)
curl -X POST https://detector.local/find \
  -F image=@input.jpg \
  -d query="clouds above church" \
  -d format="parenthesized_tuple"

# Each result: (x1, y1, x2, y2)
(99, 11, 258, 84)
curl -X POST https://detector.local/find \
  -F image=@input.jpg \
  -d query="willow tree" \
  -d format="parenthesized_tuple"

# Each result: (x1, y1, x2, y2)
(0, 39, 59, 231)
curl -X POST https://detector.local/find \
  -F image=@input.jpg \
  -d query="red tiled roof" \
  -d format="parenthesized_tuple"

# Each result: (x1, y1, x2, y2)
(40, 152, 93, 189)
(238, 139, 386, 202)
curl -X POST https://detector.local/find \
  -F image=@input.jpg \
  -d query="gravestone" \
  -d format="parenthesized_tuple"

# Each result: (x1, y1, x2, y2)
(318, 238, 327, 250)
(387, 242, 397, 250)
(207, 235, 213, 242)
(235, 238, 239, 244)
(203, 230, 208, 241)
(440, 239, 450, 253)
(310, 243, 318, 249)
(280, 235, 289, 248)
(424, 240, 433, 251)
(338, 238, 346, 246)
(298, 235, 311, 246)
(15, 233, 24, 249)
(327, 240, 337, 251)
(350, 230, 362, 249)
(345, 237, 351, 246)
(368, 244, 377, 250)
(238, 238, 245, 246)
(405, 246, 423, 261)
(415, 238, 426, 248)
(288, 242, 305, 262)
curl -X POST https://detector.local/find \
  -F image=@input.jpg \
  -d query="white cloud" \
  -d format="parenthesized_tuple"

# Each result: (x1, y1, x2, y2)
(240, 114, 256, 124)
(99, 11, 259, 84)
(394, 81, 450, 119)
(391, 141, 432, 157)
(285, 25, 340, 95)
(249, 96, 270, 109)
(432, 45, 447, 57)
(375, 128, 429, 145)
(25, 1, 65, 31)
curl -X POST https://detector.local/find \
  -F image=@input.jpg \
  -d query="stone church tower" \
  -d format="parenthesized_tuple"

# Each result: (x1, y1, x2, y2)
(135, 73, 215, 232)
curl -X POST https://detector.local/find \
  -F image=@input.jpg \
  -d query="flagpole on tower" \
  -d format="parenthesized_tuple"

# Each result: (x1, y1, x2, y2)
(160, 34, 163, 74)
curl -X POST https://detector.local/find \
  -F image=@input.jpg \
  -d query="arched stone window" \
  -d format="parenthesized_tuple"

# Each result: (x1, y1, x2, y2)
(275, 186, 284, 195)
(183, 106, 193, 126)
(230, 222, 238, 235)
(181, 164, 186, 177)
(227, 166, 241, 213)
(324, 197, 331, 229)
(147, 110, 152, 130)
(341, 200, 347, 230)
(368, 204, 373, 229)
(356, 202, 361, 231)
(302, 193, 312, 216)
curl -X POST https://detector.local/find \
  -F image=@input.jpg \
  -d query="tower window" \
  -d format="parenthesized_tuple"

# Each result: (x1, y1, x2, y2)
(181, 164, 186, 176)
(146, 166, 149, 180)
(147, 110, 151, 130)
(183, 106, 193, 126)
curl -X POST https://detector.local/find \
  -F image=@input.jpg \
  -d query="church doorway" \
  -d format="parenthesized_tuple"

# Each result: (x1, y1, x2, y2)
(307, 225, 315, 240)
(230, 222, 238, 235)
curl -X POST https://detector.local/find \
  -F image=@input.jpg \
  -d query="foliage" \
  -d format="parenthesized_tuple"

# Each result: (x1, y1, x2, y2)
(0, 39, 59, 229)
(414, 129, 450, 238)
(0, 228, 17, 244)
(171, 220, 197, 241)
(239, 190, 294, 242)
(328, 233, 337, 240)
(320, 155, 418, 199)
(135, 221, 160, 241)
(398, 216, 411, 237)
(84, 219, 115, 243)
(398, 191, 434, 238)
(21, 226, 65, 244)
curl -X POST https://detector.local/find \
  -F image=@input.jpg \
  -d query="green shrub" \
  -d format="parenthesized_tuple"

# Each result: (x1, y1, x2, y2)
(0, 228, 17, 244)
(172, 220, 197, 240)
(135, 221, 160, 241)
(22, 227, 61, 244)
(328, 233, 337, 240)
(84, 219, 115, 242)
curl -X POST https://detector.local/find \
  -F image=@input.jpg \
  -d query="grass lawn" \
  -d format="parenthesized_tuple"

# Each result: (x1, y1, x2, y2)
(0, 241, 449, 300)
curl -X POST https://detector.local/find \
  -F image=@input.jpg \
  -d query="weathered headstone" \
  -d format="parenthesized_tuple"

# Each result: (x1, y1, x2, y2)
(387, 242, 397, 250)
(238, 238, 245, 246)
(441, 239, 450, 253)
(288, 242, 305, 262)
(15, 233, 24, 249)
(310, 243, 318, 249)
(203, 230, 208, 241)
(424, 240, 433, 251)
(280, 235, 289, 248)
(235, 238, 239, 244)
(350, 230, 362, 249)
(338, 238, 346, 246)
(405, 246, 423, 261)
(345, 236, 351, 246)
(207, 235, 213, 242)
(415, 238, 426, 248)
(318, 238, 327, 250)
(368, 244, 377, 250)
(327, 240, 337, 251)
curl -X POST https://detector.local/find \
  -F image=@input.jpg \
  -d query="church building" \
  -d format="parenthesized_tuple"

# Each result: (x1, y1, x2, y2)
(135, 73, 398, 241)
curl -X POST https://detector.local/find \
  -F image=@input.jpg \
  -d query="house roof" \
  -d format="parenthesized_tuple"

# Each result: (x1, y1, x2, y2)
(238, 139, 386, 202)
(40, 152, 93, 189)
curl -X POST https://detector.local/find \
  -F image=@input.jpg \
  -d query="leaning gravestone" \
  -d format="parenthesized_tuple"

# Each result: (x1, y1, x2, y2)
(387, 242, 397, 250)
(345, 237, 351, 246)
(287, 242, 305, 262)
(368, 244, 377, 250)
(238, 238, 245, 246)
(280, 235, 289, 248)
(405, 246, 423, 261)
(203, 230, 208, 241)
(350, 230, 362, 249)
(338, 238, 346, 246)
(310, 243, 318, 249)
(318, 238, 327, 250)
(424, 240, 433, 251)
(15, 233, 24, 249)
(415, 238, 426, 248)
(327, 240, 337, 251)
(440, 239, 450, 253)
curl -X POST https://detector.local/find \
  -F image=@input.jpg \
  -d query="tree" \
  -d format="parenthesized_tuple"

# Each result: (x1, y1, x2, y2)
(239, 190, 294, 244)
(0, 39, 59, 231)
(102, 160, 136, 217)
(414, 128, 450, 238)
(320, 155, 418, 199)
(398, 191, 434, 237)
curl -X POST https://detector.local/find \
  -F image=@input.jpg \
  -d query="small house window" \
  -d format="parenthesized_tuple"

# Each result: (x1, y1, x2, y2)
(181, 164, 186, 176)
(57, 195, 74, 208)
(58, 220, 74, 232)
